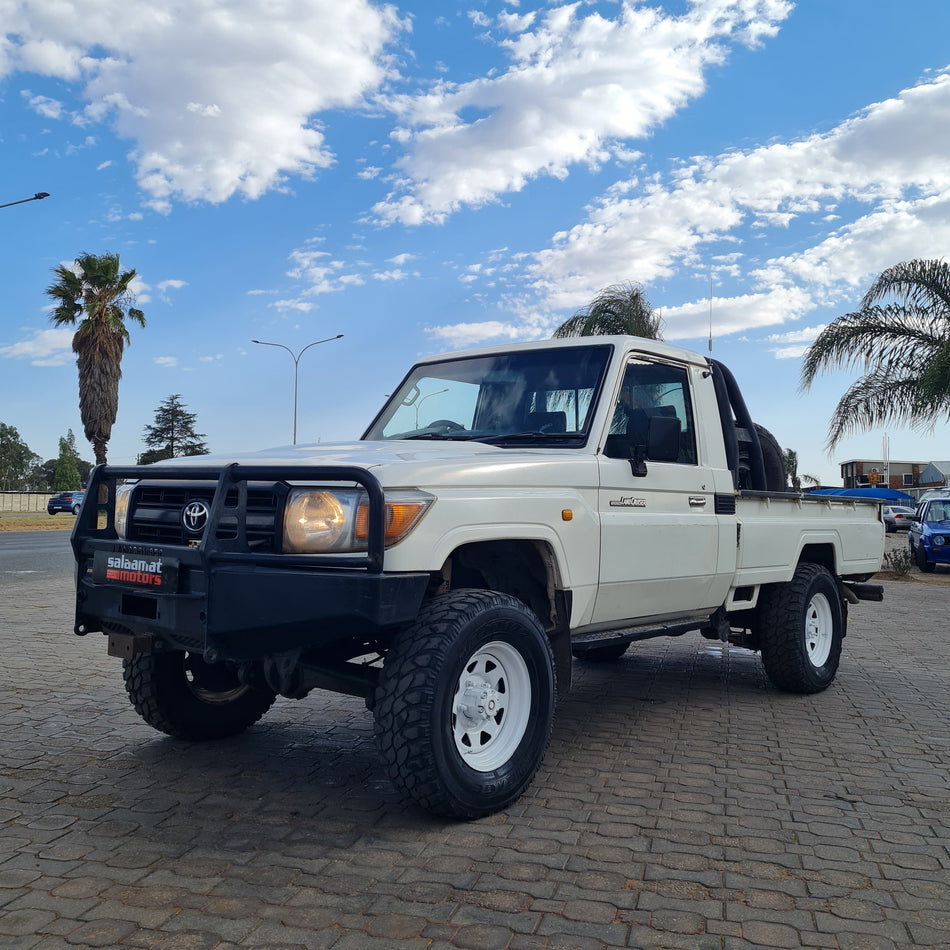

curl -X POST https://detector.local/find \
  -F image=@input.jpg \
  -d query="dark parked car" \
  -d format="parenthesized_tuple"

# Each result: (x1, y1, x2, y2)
(882, 505, 915, 532)
(908, 498, 950, 572)
(47, 490, 85, 515)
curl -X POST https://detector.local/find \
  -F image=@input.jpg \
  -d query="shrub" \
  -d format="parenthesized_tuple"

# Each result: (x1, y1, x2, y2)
(882, 548, 914, 576)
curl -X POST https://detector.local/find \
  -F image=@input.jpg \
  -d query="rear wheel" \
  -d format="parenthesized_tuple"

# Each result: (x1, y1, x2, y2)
(123, 651, 277, 740)
(373, 589, 556, 819)
(756, 563, 844, 693)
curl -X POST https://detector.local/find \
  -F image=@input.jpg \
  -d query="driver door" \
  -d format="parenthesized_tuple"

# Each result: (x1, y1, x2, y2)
(591, 358, 726, 624)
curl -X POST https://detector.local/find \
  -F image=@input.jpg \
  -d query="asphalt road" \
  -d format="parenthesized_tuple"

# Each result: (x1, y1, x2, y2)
(0, 531, 75, 587)
(1, 545, 948, 949)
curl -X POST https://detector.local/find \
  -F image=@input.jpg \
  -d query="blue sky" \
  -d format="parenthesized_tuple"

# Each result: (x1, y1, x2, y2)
(3, 0, 950, 485)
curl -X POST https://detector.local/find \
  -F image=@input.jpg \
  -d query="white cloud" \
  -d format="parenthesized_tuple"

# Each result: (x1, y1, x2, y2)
(374, 0, 792, 224)
(1, 0, 405, 211)
(21, 90, 63, 119)
(771, 344, 810, 359)
(0, 328, 74, 366)
(515, 69, 950, 330)
(424, 320, 527, 348)
(273, 299, 314, 313)
(283, 245, 366, 298)
(154, 356, 178, 367)
(765, 326, 827, 345)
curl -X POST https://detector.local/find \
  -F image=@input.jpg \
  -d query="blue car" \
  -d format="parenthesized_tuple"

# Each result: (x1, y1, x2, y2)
(908, 497, 950, 572)
(47, 490, 85, 515)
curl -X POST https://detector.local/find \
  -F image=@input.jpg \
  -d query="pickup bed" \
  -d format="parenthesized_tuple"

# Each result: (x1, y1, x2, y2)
(72, 336, 884, 818)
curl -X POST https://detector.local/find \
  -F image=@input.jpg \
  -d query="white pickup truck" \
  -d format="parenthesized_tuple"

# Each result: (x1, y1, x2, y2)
(72, 336, 884, 818)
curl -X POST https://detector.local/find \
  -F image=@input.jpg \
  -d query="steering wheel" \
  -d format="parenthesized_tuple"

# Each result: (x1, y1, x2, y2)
(428, 419, 464, 432)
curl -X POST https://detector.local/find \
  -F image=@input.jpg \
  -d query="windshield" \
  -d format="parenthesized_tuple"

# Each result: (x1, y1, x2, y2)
(363, 345, 612, 445)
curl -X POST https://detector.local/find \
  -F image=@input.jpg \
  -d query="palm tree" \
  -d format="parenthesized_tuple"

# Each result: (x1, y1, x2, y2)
(553, 281, 664, 339)
(783, 448, 820, 492)
(800, 259, 950, 449)
(46, 252, 146, 465)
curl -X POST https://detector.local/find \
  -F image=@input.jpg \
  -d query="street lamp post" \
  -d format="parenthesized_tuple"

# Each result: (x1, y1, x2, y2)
(415, 388, 449, 428)
(251, 334, 343, 444)
(0, 192, 50, 210)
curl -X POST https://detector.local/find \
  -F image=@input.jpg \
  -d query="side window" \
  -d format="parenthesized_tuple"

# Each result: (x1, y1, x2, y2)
(606, 360, 697, 464)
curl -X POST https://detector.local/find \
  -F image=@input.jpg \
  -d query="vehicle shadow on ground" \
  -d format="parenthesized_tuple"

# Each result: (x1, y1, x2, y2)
(106, 636, 778, 841)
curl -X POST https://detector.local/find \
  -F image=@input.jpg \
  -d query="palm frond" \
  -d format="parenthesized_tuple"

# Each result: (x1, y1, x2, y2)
(825, 371, 950, 449)
(553, 281, 663, 339)
(860, 259, 950, 313)
(800, 304, 948, 388)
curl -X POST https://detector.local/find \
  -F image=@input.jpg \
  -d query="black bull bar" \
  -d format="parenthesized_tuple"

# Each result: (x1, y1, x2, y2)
(71, 463, 430, 661)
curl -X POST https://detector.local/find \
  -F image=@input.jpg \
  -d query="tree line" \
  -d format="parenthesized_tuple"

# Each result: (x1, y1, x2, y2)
(14, 249, 949, 486)
(1, 394, 208, 492)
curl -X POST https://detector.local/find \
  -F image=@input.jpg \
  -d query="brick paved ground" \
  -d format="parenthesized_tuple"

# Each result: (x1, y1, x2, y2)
(1, 550, 948, 949)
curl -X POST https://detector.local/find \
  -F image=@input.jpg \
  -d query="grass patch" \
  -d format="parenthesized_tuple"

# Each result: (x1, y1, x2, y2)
(0, 515, 74, 532)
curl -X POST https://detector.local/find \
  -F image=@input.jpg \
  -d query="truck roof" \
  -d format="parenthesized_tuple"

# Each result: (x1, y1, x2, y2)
(414, 334, 712, 368)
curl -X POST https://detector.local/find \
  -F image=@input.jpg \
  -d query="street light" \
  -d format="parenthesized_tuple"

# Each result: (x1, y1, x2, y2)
(0, 192, 50, 210)
(415, 388, 449, 428)
(251, 334, 343, 444)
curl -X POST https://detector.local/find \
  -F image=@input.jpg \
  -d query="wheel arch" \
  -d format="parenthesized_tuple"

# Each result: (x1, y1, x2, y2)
(797, 542, 837, 575)
(440, 538, 572, 690)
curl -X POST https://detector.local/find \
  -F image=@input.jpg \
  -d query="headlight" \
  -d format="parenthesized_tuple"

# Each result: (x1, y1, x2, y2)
(282, 488, 433, 554)
(114, 481, 137, 538)
(934, 535, 946, 547)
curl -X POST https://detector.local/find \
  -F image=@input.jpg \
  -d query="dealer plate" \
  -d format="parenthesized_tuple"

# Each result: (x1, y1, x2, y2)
(92, 550, 179, 592)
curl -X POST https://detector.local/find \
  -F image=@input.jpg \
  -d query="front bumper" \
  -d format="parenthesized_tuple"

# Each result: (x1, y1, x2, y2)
(72, 462, 431, 661)
(921, 541, 950, 564)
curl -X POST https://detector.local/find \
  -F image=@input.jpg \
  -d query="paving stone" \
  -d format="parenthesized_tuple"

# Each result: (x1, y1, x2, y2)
(3, 565, 950, 950)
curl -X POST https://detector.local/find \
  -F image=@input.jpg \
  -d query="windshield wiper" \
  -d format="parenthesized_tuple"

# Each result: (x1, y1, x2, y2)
(401, 432, 473, 441)
(475, 431, 583, 445)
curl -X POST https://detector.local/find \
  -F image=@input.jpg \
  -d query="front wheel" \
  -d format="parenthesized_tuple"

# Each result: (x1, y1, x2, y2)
(123, 651, 277, 740)
(756, 563, 844, 694)
(373, 590, 556, 819)
(914, 540, 936, 573)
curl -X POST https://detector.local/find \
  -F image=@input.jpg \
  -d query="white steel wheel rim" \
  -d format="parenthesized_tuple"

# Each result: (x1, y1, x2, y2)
(452, 640, 532, 773)
(804, 592, 834, 668)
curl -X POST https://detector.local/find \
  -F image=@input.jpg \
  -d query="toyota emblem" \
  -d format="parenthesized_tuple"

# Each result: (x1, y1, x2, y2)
(182, 500, 211, 534)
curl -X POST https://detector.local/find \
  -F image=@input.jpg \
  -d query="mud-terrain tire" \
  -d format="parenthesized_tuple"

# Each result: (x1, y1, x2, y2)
(571, 640, 629, 661)
(756, 562, 844, 694)
(736, 422, 787, 492)
(756, 423, 788, 493)
(123, 651, 277, 740)
(373, 589, 556, 819)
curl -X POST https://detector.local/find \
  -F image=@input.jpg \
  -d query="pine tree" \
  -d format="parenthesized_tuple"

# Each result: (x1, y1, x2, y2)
(140, 394, 209, 464)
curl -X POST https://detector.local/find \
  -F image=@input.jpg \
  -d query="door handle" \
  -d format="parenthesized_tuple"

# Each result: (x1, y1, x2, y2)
(688, 496, 707, 507)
